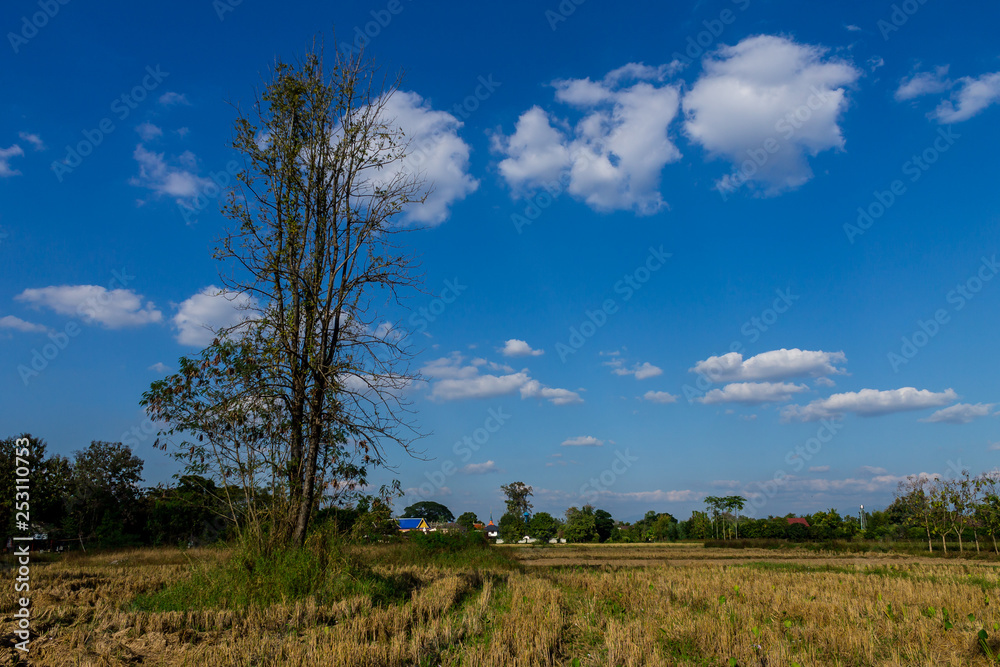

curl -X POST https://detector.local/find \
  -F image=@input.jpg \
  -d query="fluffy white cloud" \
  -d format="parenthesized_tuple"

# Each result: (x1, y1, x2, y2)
(173, 286, 256, 346)
(431, 371, 531, 401)
(377, 91, 478, 225)
(607, 360, 662, 380)
(691, 348, 846, 383)
(920, 402, 996, 424)
(501, 338, 544, 357)
(494, 63, 682, 214)
(683, 35, 859, 195)
(136, 122, 163, 141)
(0, 144, 25, 177)
(461, 460, 500, 475)
(148, 362, 171, 373)
(0, 315, 48, 333)
(934, 71, 1000, 123)
(895, 66, 951, 101)
(130, 144, 214, 201)
(18, 132, 44, 151)
(699, 381, 809, 404)
(782, 387, 958, 422)
(519, 380, 583, 405)
(15, 285, 162, 328)
(423, 353, 581, 405)
(561, 435, 603, 447)
(643, 390, 678, 404)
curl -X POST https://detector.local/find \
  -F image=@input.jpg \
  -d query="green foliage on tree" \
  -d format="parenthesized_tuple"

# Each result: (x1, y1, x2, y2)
(456, 511, 479, 532)
(350, 498, 399, 544)
(500, 482, 533, 518)
(0, 434, 69, 536)
(64, 441, 144, 547)
(499, 512, 526, 542)
(594, 509, 615, 543)
(528, 512, 560, 541)
(401, 501, 454, 523)
(563, 505, 598, 543)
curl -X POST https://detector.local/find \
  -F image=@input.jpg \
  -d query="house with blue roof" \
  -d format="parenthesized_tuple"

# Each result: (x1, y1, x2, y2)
(397, 517, 429, 532)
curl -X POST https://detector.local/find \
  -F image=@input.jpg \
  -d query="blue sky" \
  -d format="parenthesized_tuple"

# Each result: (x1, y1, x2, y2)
(2, 0, 999, 523)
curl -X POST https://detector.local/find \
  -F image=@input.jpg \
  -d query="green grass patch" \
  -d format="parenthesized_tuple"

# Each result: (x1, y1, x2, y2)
(130, 543, 416, 611)
(129, 530, 520, 612)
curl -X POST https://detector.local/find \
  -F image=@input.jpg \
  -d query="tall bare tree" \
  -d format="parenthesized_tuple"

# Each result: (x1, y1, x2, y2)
(146, 43, 426, 547)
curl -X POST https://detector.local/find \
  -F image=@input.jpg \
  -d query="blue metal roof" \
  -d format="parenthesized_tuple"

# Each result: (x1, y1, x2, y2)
(397, 518, 427, 529)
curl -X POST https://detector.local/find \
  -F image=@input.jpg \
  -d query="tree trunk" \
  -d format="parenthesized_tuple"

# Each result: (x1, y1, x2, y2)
(941, 534, 947, 554)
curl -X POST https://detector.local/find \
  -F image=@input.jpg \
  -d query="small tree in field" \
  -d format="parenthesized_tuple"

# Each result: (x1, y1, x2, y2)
(500, 482, 533, 517)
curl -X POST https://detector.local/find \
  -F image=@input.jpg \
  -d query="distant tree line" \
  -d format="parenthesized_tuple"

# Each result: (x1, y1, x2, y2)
(0, 433, 402, 551)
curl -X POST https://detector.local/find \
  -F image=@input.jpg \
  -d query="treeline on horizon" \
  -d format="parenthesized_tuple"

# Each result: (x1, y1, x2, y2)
(3, 433, 997, 555)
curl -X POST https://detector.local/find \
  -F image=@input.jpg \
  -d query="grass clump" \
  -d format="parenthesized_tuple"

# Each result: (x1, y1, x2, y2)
(131, 529, 414, 611)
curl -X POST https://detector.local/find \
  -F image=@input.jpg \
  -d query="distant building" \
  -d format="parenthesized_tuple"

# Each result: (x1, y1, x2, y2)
(786, 517, 810, 528)
(485, 520, 499, 539)
(397, 518, 429, 532)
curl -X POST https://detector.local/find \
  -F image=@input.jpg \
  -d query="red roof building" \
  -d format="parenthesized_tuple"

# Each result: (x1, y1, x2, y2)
(787, 517, 810, 527)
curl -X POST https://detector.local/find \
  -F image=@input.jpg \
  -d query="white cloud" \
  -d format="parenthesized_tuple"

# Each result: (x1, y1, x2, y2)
(494, 63, 682, 214)
(611, 361, 663, 380)
(934, 71, 1000, 123)
(519, 380, 583, 405)
(431, 371, 531, 401)
(15, 285, 162, 328)
(18, 132, 44, 151)
(643, 390, 678, 404)
(699, 381, 809, 404)
(592, 489, 698, 503)
(421, 352, 481, 380)
(895, 65, 951, 101)
(561, 435, 603, 447)
(920, 402, 996, 424)
(422, 353, 581, 405)
(377, 90, 478, 225)
(605, 356, 662, 380)
(403, 485, 452, 499)
(461, 460, 500, 474)
(501, 338, 544, 357)
(682, 35, 859, 195)
(136, 122, 163, 141)
(148, 362, 171, 373)
(808, 465, 830, 472)
(130, 144, 214, 202)
(495, 106, 571, 188)
(782, 387, 958, 422)
(0, 315, 48, 333)
(845, 24, 861, 32)
(990, 442, 1000, 451)
(173, 286, 256, 346)
(0, 144, 25, 177)
(691, 348, 846, 383)
(158, 92, 190, 106)
(860, 465, 888, 475)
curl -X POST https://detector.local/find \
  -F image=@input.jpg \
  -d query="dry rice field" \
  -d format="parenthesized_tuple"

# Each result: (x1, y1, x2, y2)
(3, 543, 1000, 666)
